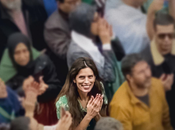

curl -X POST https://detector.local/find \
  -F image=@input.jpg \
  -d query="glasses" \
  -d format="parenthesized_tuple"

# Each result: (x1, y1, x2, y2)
(158, 33, 175, 39)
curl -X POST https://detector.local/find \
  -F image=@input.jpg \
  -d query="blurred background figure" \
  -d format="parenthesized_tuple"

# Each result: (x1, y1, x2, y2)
(43, 0, 57, 16)
(110, 54, 173, 130)
(0, 33, 62, 125)
(94, 117, 123, 130)
(142, 13, 175, 128)
(105, 0, 173, 54)
(44, 0, 81, 86)
(0, 0, 48, 60)
(67, 3, 125, 101)
(0, 78, 24, 123)
(21, 80, 72, 130)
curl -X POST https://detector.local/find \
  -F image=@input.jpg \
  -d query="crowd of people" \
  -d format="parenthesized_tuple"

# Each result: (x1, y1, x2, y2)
(0, 0, 175, 130)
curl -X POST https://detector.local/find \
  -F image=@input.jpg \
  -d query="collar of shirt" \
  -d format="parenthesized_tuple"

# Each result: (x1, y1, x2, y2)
(151, 39, 175, 66)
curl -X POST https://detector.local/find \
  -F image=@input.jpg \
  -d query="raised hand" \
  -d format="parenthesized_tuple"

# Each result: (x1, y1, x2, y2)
(22, 81, 40, 117)
(98, 18, 112, 45)
(149, 0, 164, 13)
(23, 76, 34, 91)
(86, 94, 103, 119)
(38, 76, 48, 95)
(160, 73, 174, 91)
(56, 111, 72, 130)
(0, 78, 7, 98)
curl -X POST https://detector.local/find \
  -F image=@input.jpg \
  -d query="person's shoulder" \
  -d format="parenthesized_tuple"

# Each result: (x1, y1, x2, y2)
(45, 10, 64, 28)
(110, 81, 131, 107)
(56, 95, 68, 107)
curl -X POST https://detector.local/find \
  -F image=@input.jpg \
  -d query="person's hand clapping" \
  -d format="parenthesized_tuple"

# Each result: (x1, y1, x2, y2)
(86, 94, 103, 120)
(23, 76, 34, 91)
(160, 74, 174, 91)
(98, 18, 112, 45)
(22, 81, 40, 117)
(56, 107, 72, 130)
(38, 76, 48, 95)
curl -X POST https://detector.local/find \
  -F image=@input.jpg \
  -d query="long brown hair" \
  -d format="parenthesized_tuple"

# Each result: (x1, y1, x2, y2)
(56, 57, 103, 128)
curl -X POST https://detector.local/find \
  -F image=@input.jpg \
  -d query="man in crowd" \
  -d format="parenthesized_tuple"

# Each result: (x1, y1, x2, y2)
(110, 54, 173, 130)
(44, 0, 80, 85)
(142, 13, 175, 128)
(105, 0, 175, 54)
(0, 0, 47, 60)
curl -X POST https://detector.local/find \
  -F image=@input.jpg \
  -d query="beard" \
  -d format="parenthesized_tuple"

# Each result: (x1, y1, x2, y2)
(2, 0, 21, 11)
(135, 77, 151, 89)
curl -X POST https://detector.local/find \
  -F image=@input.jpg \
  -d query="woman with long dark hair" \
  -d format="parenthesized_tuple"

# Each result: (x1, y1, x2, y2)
(56, 57, 107, 130)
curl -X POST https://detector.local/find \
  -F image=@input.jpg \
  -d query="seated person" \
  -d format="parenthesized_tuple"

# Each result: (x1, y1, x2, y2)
(56, 57, 107, 130)
(0, 78, 24, 123)
(110, 54, 172, 130)
(0, 33, 62, 125)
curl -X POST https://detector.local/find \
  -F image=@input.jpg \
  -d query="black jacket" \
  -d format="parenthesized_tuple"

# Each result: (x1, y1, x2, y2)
(141, 45, 175, 128)
(7, 54, 62, 103)
(0, 0, 47, 60)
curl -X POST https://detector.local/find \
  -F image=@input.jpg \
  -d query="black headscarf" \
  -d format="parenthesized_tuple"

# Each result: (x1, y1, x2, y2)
(7, 33, 35, 76)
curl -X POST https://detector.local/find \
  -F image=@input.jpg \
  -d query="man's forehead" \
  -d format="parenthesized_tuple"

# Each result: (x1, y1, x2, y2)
(156, 24, 174, 33)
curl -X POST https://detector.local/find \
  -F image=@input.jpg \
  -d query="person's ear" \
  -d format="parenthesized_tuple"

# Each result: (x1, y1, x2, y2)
(73, 79, 76, 83)
(126, 74, 132, 82)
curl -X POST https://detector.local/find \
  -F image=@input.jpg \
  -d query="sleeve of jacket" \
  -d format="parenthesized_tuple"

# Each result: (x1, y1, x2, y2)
(110, 105, 132, 130)
(44, 28, 71, 59)
(159, 83, 173, 130)
(37, 55, 62, 103)
(102, 48, 116, 83)
(111, 38, 125, 61)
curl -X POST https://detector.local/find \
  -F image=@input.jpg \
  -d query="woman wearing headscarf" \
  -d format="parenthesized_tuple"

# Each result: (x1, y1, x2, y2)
(67, 3, 125, 101)
(0, 33, 62, 125)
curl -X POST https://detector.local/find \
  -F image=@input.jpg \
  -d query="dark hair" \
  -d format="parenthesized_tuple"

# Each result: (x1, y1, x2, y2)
(121, 53, 145, 78)
(69, 3, 96, 37)
(7, 33, 33, 68)
(56, 57, 103, 128)
(10, 117, 30, 130)
(56, 0, 64, 3)
(154, 13, 174, 30)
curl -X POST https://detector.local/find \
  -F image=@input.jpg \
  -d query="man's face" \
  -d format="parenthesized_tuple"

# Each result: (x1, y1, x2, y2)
(129, 61, 152, 89)
(155, 24, 174, 55)
(0, 0, 21, 10)
(59, 0, 81, 14)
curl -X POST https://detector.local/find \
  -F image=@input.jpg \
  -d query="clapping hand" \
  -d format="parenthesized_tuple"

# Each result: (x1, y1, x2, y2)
(160, 73, 174, 91)
(56, 107, 72, 130)
(86, 94, 103, 119)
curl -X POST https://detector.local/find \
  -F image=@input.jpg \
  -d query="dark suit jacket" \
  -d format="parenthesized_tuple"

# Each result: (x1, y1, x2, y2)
(44, 10, 70, 85)
(0, 0, 47, 60)
(141, 44, 175, 128)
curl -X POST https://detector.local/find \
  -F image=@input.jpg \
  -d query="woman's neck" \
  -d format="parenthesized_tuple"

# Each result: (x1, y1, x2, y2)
(78, 90, 89, 101)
